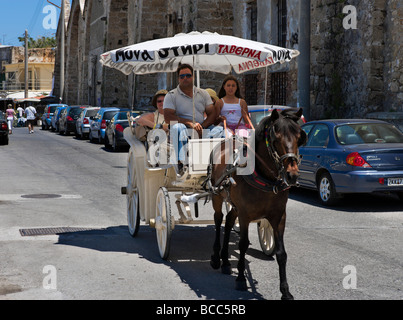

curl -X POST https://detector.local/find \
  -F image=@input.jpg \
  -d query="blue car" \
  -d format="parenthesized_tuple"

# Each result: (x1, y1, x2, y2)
(51, 105, 68, 132)
(89, 107, 120, 143)
(298, 119, 403, 205)
(42, 104, 67, 130)
(104, 110, 142, 151)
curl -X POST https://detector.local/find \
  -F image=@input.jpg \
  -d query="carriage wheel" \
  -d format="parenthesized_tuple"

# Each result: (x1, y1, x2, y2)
(127, 149, 140, 237)
(257, 219, 275, 256)
(155, 187, 173, 260)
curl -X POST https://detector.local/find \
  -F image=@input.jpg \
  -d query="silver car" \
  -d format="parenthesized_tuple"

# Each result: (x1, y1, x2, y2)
(75, 107, 99, 139)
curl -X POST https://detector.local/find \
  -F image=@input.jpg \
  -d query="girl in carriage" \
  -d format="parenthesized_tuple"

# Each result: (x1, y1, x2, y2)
(215, 75, 254, 137)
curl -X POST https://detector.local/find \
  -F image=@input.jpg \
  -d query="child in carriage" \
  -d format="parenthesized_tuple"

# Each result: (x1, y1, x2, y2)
(215, 75, 254, 137)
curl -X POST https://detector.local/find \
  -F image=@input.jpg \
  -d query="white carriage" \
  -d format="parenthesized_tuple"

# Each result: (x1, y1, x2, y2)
(121, 124, 275, 260)
(100, 31, 300, 260)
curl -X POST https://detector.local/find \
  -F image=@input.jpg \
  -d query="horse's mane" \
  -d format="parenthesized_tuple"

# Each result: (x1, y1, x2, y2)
(255, 109, 301, 141)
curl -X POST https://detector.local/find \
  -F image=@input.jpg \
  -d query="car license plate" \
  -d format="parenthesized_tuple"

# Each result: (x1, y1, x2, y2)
(387, 178, 403, 186)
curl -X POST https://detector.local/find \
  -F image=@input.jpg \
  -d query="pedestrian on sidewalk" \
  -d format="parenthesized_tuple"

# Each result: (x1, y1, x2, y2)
(25, 105, 37, 134)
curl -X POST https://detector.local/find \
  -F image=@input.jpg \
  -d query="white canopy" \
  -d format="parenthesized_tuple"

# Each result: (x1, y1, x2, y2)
(100, 31, 299, 75)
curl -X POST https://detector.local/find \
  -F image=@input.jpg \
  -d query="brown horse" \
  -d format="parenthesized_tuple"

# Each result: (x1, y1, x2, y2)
(207, 108, 306, 300)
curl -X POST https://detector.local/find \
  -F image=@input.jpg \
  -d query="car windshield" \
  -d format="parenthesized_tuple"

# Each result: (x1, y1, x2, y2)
(336, 123, 403, 145)
(86, 109, 99, 117)
(103, 111, 118, 120)
(250, 109, 304, 126)
(116, 112, 129, 120)
(250, 110, 272, 126)
(0, 112, 4, 120)
(49, 106, 58, 113)
(116, 111, 140, 120)
(70, 108, 85, 116)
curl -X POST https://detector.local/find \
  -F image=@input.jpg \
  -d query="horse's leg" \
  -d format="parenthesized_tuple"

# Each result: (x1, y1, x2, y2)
(235, 220, 250, 291)
(210, 194, 223, 270)
(220, 207, 237, 275)
(274, 211, 294, 300)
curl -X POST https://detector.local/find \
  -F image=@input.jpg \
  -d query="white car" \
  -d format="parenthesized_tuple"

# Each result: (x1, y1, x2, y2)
(76, 107, 99, 139)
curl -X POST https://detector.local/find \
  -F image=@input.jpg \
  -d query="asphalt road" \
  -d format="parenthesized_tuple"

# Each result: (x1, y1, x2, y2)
(0, 126, 402, 300)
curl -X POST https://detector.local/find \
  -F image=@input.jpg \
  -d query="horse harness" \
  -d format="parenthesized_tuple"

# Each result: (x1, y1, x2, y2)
(205, 121, 300, 196)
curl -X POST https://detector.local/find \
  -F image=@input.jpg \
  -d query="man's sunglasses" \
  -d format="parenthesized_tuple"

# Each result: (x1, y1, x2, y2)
(179, 73, 192, 79)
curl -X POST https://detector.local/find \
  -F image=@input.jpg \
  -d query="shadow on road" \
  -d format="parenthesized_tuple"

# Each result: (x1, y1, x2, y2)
(289, 187, 402, 213)
(56, 224, 272, 300)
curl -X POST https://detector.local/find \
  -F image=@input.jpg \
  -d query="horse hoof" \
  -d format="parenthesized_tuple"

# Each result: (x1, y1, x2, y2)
(281, 293, 294, 300)
(235, 280, 247, 291)
(210, 257, 221, 270)
(221, 265, 232, 275)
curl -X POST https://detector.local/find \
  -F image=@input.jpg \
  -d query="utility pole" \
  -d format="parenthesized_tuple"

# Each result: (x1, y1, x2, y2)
(24, 30, 29, 99)
(60, 0, 65, 103)
(298, 0, 311, 121)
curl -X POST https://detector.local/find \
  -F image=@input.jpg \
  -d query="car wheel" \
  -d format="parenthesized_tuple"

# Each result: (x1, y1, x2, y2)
(104, 136, 111, 149)
(112, 136, 120, 152)
(0, 136, 8, 145)
(318, 172, 340, 206)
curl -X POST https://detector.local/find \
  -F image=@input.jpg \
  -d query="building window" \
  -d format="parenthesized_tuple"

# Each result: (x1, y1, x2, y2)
(278, 0, 287, 47)
(249, 1, 257, 41)
(271, 72, 287, 105)
(245, 73, 258, 105)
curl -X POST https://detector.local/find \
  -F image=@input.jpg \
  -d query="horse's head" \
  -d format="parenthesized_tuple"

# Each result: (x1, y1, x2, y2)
(256, 108, 307, 187)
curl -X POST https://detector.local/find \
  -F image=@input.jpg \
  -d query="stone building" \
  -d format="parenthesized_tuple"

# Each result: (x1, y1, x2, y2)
(53, 0, 402, 119)
(0, 46, 55, 92)
(310, 0, 403, 119)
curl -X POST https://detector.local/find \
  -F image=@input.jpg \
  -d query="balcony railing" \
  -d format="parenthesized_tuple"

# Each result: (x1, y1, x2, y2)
(0, 80, 53, 91)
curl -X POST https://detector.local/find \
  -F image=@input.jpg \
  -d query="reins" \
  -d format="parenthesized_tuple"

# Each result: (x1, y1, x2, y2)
(205, 115, 301, 195)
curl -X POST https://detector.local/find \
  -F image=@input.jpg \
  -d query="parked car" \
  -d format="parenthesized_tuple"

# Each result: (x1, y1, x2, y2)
(59, 106, 88, 135)
(298, 119, 403, 205)
(249, 105, 306, 127)
(104, 110, 142, 151)
(75, 107, 99, 139)
(0, 111, 9, 145)
(41, 104, 67, 130)
(89, 107, 120, 143)
(52, 106, 67, 132)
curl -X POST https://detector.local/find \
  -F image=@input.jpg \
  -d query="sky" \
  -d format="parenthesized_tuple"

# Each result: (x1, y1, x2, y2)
(0, 0, 62, 46)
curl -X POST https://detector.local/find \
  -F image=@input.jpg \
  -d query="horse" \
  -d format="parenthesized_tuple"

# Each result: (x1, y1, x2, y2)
(207, 108, 306, 300)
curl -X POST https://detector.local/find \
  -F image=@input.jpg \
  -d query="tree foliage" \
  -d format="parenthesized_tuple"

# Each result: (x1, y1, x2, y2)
(18, 35, 57, 48)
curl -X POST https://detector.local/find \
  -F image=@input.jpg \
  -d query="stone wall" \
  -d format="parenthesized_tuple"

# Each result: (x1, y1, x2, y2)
(53, 0, 402, 117)
(310, 0, 402, 119)
(54, 0, 301, 109)
(383, 0, 403, 112)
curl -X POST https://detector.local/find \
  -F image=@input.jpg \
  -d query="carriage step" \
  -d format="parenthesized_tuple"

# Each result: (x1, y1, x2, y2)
(121, 186, 127, 195)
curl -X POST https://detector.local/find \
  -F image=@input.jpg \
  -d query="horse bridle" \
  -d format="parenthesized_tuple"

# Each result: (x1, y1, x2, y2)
(205, 119, 302, 196)
(264, 123, 301, 191)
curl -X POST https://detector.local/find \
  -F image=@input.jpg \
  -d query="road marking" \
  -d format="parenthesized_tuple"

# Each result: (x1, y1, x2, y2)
(0, 194, 82, 201)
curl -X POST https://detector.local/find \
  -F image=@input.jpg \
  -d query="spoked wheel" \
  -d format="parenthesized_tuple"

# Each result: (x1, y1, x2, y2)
(257, 219, 275, 256)
(155, 187, 174, 260)
(127, 149, 140, 237)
